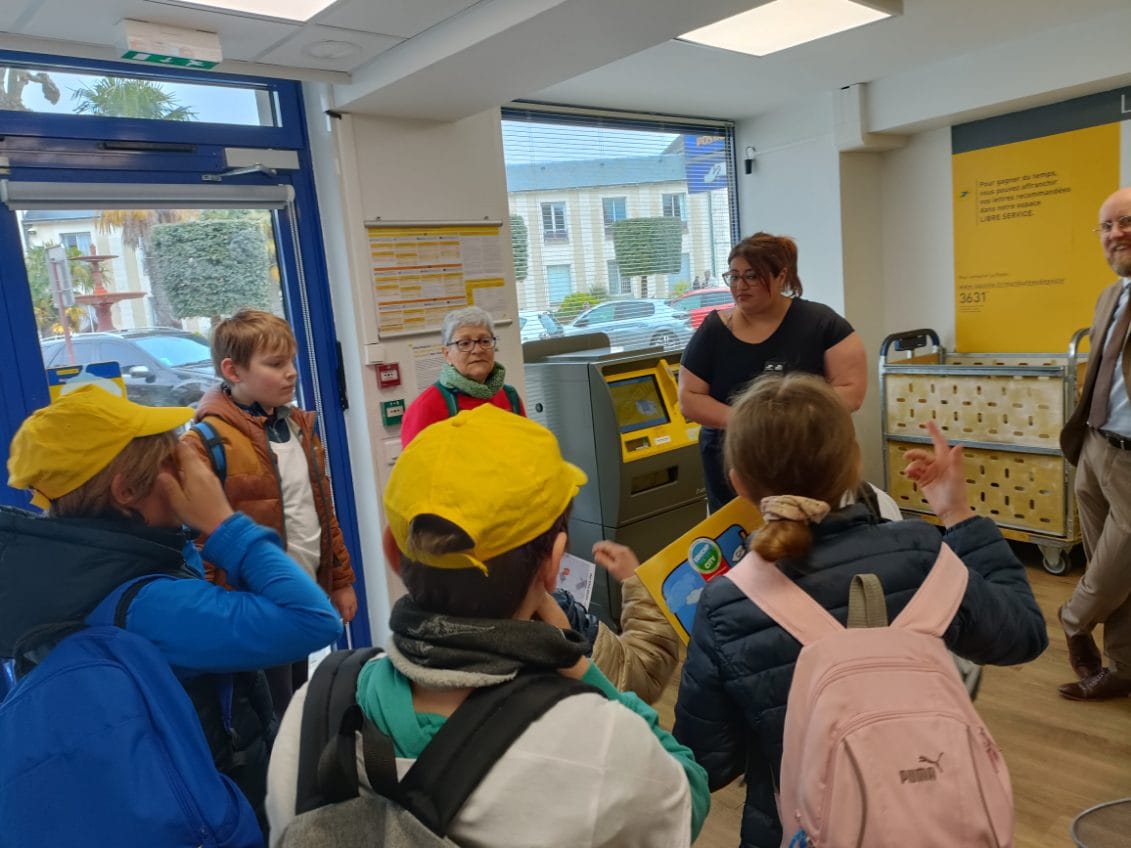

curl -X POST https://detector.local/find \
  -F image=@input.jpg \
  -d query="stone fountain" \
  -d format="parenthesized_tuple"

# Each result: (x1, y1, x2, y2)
(72, 246, 145, 333)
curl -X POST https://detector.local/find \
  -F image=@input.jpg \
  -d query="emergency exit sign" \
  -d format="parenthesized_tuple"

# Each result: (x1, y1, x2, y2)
(119, 20, 222, 70)
(121, 51, 219, 69)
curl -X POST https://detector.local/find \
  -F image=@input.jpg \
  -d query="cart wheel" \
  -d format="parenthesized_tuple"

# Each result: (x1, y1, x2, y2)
(1040, 546, 1071, 575)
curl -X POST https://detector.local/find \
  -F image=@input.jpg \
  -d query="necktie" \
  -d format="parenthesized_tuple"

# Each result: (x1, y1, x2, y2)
(1088, 290, 1131, 430)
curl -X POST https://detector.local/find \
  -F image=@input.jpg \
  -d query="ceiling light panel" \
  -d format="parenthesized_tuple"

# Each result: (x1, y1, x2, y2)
(172, 0, 337, 22)
(681, 0, 895, 57)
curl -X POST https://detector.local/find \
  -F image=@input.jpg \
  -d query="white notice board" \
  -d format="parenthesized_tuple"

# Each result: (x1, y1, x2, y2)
(365, 221, 510, 338)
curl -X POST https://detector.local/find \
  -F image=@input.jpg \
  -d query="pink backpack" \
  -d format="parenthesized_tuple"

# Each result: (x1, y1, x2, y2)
(726, 543, 1014, 848)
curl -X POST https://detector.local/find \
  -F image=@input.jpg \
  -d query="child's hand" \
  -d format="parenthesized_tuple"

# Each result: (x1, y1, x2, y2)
(157, 442, 234, 535)
(533, 591, 571, 629)
(592, 540, 640, 583)
(533, 592, 590, 679)
(902, 421, 972, 528)
(331, 586, 358, 623)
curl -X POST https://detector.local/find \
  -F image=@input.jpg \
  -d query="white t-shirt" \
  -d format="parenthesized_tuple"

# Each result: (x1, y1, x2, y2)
(272, 422, 322, 581)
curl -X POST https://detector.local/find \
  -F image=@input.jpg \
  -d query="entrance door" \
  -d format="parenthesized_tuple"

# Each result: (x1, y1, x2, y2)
(19, 204, 288, 411)
(0, 51, 369, 645)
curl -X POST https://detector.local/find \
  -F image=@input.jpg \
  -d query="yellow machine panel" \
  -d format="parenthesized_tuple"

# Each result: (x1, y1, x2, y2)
(605, 359, 699, 462)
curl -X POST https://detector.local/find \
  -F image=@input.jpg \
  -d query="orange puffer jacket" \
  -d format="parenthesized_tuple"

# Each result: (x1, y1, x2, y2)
(183, 384, 355, 595)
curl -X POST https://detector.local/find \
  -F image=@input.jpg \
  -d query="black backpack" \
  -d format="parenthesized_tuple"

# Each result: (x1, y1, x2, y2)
(279, 649, 601, 847)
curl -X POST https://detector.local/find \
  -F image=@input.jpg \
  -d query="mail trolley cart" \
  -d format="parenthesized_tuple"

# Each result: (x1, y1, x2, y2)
(880, 327, 1089, 574)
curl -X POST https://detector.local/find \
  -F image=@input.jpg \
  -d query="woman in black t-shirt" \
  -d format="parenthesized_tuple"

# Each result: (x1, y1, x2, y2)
(678, 233, 867, 511)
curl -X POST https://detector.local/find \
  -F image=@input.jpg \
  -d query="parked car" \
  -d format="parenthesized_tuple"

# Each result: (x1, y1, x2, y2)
(563, 298, 693, 351)
(667, 287, 733, 328)
(40, 328, 219, 407)
(519, 310, 565, 343)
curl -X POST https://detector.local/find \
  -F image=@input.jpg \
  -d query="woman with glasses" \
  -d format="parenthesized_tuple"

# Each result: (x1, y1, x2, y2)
(678, 233, 868, 511)
(400, 306, 524, 447)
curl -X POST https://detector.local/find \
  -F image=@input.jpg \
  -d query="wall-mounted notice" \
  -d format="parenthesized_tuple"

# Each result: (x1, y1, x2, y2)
(366, 222, 508, 338)
(410, 341, 446, 391)
(951, 87, 1130, 352)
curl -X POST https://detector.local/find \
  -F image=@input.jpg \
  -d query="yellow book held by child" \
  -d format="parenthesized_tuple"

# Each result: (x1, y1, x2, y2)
(635, 498, 764, 643)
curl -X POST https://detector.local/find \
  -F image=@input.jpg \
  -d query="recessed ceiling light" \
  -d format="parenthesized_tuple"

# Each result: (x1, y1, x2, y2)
(680, 0, 898, 57)
(174, 0, 336, 23)
(302, 40, 361, 60)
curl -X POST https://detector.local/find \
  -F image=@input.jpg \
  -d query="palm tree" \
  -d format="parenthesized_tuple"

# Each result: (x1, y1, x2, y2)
(0, 67, 59, 111)
(74, 77, 197, 325)
(71, 77, 195, 120)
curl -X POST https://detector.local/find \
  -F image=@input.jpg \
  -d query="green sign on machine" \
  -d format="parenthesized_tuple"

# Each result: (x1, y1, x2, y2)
(381, 400, 405, 427)
(121, 51, 218, 69)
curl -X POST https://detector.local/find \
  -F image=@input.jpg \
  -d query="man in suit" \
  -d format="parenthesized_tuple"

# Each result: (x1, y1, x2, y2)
(1058, 186, 1131, 701)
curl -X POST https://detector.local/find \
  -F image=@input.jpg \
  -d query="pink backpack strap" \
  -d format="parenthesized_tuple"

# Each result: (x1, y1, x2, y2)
(892, 543, 969, 636)
(724, 551, 842, 646)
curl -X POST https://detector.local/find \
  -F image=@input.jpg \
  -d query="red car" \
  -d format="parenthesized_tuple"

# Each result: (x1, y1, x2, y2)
(667, 287, 733, 328)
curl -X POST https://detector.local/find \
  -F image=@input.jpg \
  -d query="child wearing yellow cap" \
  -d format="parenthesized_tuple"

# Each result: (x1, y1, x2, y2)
(265, 405, 709, 847)
(0, 384, 342, 840)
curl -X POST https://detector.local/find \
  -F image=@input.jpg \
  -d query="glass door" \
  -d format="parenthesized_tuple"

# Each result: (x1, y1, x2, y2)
(0, 50, 370, 646)
(21, 205, 289, 411)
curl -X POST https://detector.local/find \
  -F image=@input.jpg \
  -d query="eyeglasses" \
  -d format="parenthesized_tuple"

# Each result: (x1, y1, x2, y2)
(1093, 214, 1131, 235)
(722, 270, 762, 287)
(447, 336, 497, 352)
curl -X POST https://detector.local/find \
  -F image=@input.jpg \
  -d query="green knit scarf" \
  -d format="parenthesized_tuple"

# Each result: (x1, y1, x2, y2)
(438, 362, 506, 400)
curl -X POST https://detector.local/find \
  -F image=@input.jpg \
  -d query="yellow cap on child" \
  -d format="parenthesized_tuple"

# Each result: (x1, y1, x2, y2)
(384, 404, 586, 573)
(8, 385, 193, 509)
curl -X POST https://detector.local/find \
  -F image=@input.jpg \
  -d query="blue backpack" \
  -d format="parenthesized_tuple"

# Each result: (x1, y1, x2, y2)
(0, 576, 263, 848)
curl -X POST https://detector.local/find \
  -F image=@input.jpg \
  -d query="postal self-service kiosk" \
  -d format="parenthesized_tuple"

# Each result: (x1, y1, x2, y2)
(523, 340, 707, 624)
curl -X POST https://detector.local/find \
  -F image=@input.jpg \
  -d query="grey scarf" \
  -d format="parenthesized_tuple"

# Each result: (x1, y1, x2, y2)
(387, 596, 588, 688)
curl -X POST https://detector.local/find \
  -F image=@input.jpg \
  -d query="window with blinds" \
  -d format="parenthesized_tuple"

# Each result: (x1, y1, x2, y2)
(502, 107, 739, 352)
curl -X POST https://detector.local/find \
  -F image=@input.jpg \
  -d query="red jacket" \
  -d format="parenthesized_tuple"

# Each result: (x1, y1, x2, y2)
(400, 383, 525, 447)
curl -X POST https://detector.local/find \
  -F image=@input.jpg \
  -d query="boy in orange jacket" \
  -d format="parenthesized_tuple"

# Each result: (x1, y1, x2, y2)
(183, 309, 357, 718)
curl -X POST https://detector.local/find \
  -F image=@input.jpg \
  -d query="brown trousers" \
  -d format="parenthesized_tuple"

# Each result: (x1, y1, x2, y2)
(1063, 430, 1131, 675)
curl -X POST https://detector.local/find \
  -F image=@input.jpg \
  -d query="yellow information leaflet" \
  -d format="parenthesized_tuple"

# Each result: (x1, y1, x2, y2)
(635, 497, 763, 644)
(952, 122, 1117, 352)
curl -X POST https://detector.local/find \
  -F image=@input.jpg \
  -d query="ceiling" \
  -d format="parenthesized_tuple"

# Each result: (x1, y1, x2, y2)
(2, 0, 1130, 125)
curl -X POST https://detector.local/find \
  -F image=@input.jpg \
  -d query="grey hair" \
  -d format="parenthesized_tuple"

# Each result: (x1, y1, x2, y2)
(441, 306, 495, 345)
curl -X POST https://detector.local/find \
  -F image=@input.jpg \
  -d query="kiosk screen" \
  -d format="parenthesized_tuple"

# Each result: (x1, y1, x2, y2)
(608, 374, 670, 433)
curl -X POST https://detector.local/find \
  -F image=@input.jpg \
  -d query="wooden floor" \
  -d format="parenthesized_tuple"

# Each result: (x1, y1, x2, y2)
(653, 549, 1131, 848)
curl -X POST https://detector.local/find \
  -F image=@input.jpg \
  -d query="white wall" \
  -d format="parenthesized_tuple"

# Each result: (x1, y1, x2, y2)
(304, 92, 520, 643)
(879, 128, 956, 351)
(734, 102, 958, 487)
(839, 151, 885, 484)
(736, 94, 846, 314)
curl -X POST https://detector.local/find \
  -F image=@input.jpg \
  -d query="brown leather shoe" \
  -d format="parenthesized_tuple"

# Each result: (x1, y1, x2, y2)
(1059, 604, 1102, 679)
(1058, 667, 1131, 701)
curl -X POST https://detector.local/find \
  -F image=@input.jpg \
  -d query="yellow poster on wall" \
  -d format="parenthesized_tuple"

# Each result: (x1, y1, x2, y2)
(952, 122, 1118, 352)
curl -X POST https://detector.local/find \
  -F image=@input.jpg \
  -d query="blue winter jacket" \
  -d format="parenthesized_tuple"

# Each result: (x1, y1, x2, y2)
(0, 508, 342, 674)
(673, 505, 1047, 848)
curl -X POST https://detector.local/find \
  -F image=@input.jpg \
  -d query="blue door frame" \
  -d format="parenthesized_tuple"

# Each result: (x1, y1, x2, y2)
(0, 50, 370, 647)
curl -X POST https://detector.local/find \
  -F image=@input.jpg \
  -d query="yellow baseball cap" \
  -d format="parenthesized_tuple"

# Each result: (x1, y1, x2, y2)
(384, 404, 587, 573)
(8, 385, 194, 510)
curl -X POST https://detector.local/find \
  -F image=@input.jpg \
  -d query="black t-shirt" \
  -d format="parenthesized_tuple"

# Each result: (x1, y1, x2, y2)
(681, 298, 854, 405)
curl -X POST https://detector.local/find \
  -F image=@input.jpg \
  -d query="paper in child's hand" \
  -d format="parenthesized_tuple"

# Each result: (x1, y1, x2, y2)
(557, 553, 596, 608)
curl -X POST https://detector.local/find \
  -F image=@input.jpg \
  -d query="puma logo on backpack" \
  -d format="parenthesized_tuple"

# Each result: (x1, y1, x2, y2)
(726, 544, 1014, 848)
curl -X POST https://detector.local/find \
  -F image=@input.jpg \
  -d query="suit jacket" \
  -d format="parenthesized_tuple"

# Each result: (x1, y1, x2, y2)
(1061, 280, 1131, 464)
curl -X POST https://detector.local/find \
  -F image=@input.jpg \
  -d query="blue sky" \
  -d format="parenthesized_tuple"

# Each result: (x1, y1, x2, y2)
(14, 67, 263, 125)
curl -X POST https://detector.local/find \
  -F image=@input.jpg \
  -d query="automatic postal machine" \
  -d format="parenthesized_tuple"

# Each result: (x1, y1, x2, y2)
(523, 340, 707, 624)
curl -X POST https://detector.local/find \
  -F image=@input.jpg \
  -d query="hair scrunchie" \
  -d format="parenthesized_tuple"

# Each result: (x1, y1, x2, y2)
(759, 495, 830, 525)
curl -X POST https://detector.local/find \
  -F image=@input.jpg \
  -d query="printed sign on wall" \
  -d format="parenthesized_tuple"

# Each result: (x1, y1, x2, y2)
(951, 87, 1130, 352)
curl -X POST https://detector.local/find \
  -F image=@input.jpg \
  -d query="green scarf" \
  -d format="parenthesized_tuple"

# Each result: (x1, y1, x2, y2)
(438, 362, 506, 400)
